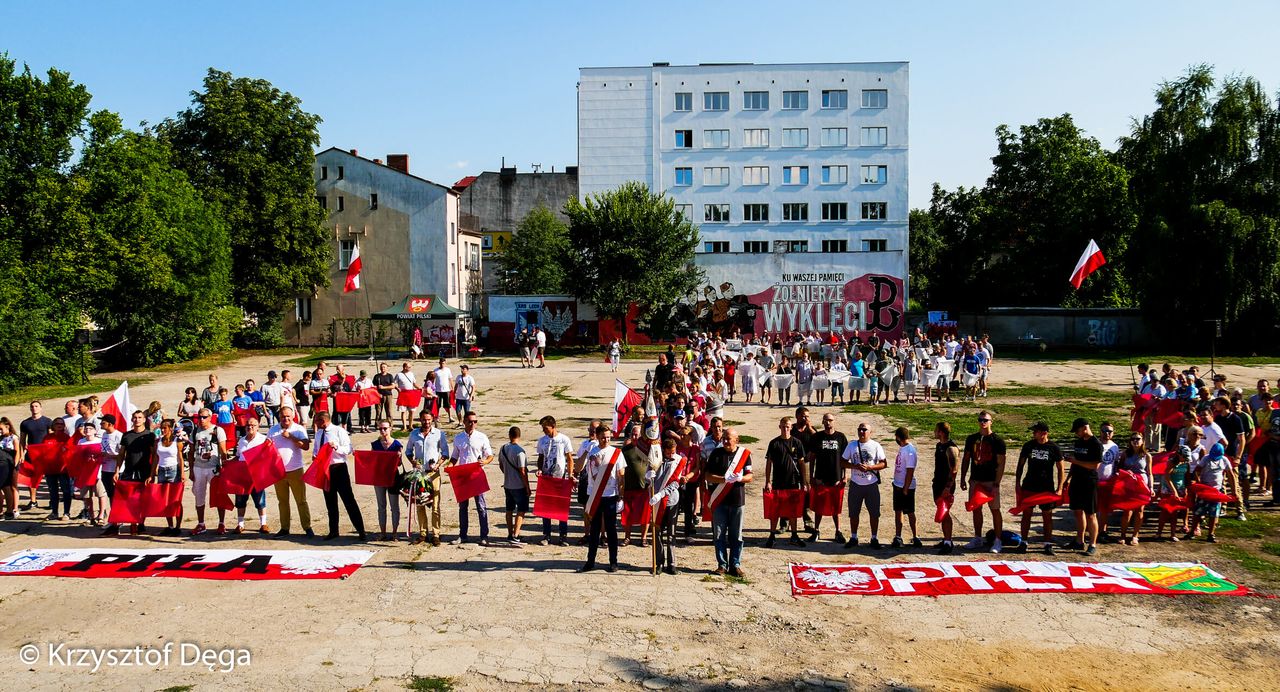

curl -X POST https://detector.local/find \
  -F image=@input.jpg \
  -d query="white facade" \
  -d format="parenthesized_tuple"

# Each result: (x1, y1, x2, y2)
(577, 62, 909, 337)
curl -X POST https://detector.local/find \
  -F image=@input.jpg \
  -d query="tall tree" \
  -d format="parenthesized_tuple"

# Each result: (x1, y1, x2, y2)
(160, 69, 329, 346)
(907, 207, 943, 309)
(495, 205, 569, 294)
(563, 182, 704, 337)
(74, 111, 235, 366)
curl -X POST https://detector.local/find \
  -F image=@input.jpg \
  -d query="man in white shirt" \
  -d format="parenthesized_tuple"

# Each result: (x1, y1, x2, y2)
(59, 400, 80, 443)
(449, 411, 494, 545)
(394, 362, 418, 431)
(453, 364, 477, 419)
(536, 415, 576, 545)
(534, 328, 547, 368)
(233, 418, 271, 533)
(98, 414, 124, 535)
(433, 358, 455, 424)
(406, 411, 450, 545)
(841, 422, 887, 549)
(579, 424, 625, 572)
(261, 371, 284, 425)
(314, 410, 366, 541)
(891, 427, 920, 548)
(269, 405, 313, 537)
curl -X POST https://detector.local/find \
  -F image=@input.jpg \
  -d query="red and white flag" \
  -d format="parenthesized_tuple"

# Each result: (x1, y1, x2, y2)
(344, 242, 362, 293)
(612, 379, 643, 436)
(100, 380, 138, 428)
(1069, 239, 1106, 289)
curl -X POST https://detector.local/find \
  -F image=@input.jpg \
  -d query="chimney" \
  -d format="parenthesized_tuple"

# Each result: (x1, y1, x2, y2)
(373, 158, 383, 165)
(349, 149, 358, 156)
(386, 154, 409, 174)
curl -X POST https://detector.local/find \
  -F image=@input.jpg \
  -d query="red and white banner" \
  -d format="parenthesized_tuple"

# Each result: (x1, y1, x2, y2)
(100, 380, 139, 429)
(344, 243, 362, 293)
(1069, 239, 1106, 289)
(0, 549, 373, 580)
(612, 379, 642, 436)
(789, 561, 1251, 597)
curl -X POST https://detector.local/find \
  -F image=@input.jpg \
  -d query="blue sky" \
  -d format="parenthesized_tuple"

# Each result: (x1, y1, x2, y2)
(3, 1, 1278, 206)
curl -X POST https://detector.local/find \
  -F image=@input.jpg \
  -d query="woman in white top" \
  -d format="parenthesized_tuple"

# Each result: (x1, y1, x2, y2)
(232, 417, 270, 534)
(151, 419, 186, 535)
(607, 339, 622, 373)
(355, 370, 375, 433)
(740, 353, 759, 403)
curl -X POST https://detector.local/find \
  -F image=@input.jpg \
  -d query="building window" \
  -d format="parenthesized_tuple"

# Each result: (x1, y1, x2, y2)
(782, 128, 808, 148)
(675, 129, 692, 148)
(782, 165, 809, 185)
(743, 128, 769, 148)
(822, 239, 849, 253)
(861, 202, 888, 220)
(777, 239, 808, 253)
(336, 196, 345, 212)
(861, 165, 887, 184)
(675, 92, 692, 111)
(742, 204, 769, 222)
(782, 203, 808, 221)
(861, 126, 888, 146)
(468, 244, 481, 270)
(370, 193, 378, 210)
(863, 239, 888, 252)
(338, 239, 356, 269)
(316, 195, 327, 210)
(703, 167, 729, 186)
(820, 127, 848, 147)
(295, 297, 312, 324)
(821, 89, 848, 109)
(320, 166, 328, 180)
(743, 240, 769, 253)
(782, 90, 808, 110)
(449, 263, 455, 295)
(862, 89, 888, 108)
(675, 204, 692, 220)
(704, 204, 730, 222)
(743, 91, 769, 110)
(821, 202, 848, 221)
(337, 166, 344, 180)
(674, 167, 693, 186)
(742, 166, 769, 185)
(704, 241, 730, 253)
(821, 165, 849, 184)
(704, 129, 730, 148)
(451, 221, 456, 244)
(481, 235, 494, 250)
(704, 91, 729, 111)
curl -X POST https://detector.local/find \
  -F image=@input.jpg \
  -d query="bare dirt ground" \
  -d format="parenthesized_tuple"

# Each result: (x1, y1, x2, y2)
(0, 353, 1278, 690)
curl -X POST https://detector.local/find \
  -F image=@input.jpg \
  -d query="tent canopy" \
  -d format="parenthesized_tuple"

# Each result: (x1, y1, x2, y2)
(370, 295, 467, 320)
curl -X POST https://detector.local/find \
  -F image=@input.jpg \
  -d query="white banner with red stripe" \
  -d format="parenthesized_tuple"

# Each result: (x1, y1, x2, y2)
(0, 549, 374, 580)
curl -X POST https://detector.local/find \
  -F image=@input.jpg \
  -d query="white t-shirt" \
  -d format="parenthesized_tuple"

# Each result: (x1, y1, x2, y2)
(452, 429, 493, 465)
(395, 371, 417, 391)
(1201, 421, 1225, 451)
(536, 331, 547, 348)
(155, 439, 181, 469)
(261, 382, 284, 407)
(454, 375, 476, 401)
(269, 422, 310, 472)
(100, 429, 123, 473)
(1099, 441, 1121, 481)
(434, 367, 454, 393)
(893, 443, 918, 489)
(536, 432, 574, 477)
(586, 446, 624, 498)
(842, 438, 886, 486)
(236, 433, 268, 461)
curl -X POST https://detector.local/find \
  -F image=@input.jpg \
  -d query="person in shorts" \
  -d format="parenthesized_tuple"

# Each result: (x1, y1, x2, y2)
(499, 426, 530, 544)
(1066, 417, 1103, 555)
(841, 422, 887, 549)
(1015, 421, 1064, 554)
(960, 410, 1006, 552)
(890, 427, 920, 549)
(932, 422, 960, 554)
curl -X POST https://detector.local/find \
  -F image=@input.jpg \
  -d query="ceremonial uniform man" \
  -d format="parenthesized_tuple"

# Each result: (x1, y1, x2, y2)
(649, 438, 685, 575)
(580, 425, 624, 573)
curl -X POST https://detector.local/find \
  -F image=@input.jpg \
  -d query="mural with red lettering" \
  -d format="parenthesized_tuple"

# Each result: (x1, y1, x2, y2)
(748, 273, 904, 339)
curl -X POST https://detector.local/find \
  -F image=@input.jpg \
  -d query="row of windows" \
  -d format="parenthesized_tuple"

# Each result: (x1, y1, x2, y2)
(673, 165, 887, 187)
(319, 165, 344, 180)
(677, 202, 889, 223)
(675, 89, 888, 113)
(702, 238, 889, 254)
(317, 194, 380, 211)
(673, 126, 887, 149)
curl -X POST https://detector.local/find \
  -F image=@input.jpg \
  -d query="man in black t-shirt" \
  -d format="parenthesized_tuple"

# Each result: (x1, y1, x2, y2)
(960, 410, 1006, 552)
(791, 406, 817, 533)
(807, 413, 848, 544)
(372, 363, 396, 428)
(118, 411, 157, 533)
(1066, 417, 1103, 555)
(18, 401, 53, 511)
(1016, 421, 1064, 554)
(654, 354, 674, 392)
(764, 416, 807, 548)
(1212, 396, 1247, 519)
(705, 429, 754, 577)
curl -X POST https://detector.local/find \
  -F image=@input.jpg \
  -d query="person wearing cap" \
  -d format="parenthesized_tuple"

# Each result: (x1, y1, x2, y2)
(1157, 445, 1193, 541)
(1185, 443, 1238, 542)
(1015, 421, 1063, 554)
(1065, 417, 1103, 555)
(1211, 373, 1229, 398)
(960, 410, 1006, 553)
(842, 422, 887, 549)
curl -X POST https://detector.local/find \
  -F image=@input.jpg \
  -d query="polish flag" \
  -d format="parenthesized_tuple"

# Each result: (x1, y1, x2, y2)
(612, 379, 643, 436)
(344, 242, 362, 293)
(100, 380, 138, 428)
(1069, 239, 1106, 289)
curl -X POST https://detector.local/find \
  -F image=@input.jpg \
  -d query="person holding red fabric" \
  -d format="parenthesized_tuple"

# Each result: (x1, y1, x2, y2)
(1015, 421, 1063, 554)
(1118, 434, 1153, 546)
(960, 410, 1006, 553)
(1157, 445, 1192, 541)
(1185, 443, 1238, 543)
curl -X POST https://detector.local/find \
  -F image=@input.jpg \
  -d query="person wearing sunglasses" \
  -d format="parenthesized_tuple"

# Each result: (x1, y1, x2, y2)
(960, 411, 1006, 553)
(189, 407, 230, 536)
(371, 422, 404, 540)
(841, 422, 887, 549)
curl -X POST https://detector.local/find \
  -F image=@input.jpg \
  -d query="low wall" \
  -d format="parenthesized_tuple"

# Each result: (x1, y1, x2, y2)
(913, 308, 1150, 349)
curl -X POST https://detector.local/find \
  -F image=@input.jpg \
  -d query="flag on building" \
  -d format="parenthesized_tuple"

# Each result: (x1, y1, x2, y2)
(1069, 239, 1106, 289)
(344, 242, 362, 293)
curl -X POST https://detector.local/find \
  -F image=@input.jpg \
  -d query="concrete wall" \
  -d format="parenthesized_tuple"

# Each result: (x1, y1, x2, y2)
(457, 169, 578, 292)
(933, 309, 1150, 349)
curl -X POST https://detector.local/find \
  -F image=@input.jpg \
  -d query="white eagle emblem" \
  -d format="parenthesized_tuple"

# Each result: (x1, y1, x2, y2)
(278, 554, 344, 575)
(797, 567, 876, 591)
(540, 306, 575, 342)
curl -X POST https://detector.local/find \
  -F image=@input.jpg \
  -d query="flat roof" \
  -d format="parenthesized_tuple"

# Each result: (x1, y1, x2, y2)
(580, 61, 908, 70)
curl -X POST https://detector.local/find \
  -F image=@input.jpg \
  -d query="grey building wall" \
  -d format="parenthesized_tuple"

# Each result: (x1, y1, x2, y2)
(457, 168, 578, 291)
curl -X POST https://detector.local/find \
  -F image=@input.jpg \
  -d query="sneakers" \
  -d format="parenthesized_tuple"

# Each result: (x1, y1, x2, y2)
(662, 565, 679, 576)
(910, 537, 923, 548)
(1084, 545, 1098, 556)
(936, 541, 953, 555)
(576, 564, 596, 573)
(807, 529, 819, 543)
(834, 531, 847, 544)
(788, 534, 807, 547)
(891, 536, 904, 549)
(1206, 534, 1217, 543)
(235, 523, 246, 534)
(1235, 512, 1247, 522)
(1043, 543, 1055, 555)
(1067, 540, 1085, 551)
(216, 524, 227, 535)
(259, 525, 271, 534)
(765, 533, 776, 549)
(990, 538, 1003, 554)
(1015, 541, 1029, 554)
(869, 537, 881, 550)
(964, 537, 983, 550)
(431, 535, 441, 547)
(843, 536, 858, 549)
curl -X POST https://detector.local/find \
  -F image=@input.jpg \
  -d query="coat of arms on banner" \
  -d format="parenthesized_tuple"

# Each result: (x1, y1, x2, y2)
(541, 302, 575, 342)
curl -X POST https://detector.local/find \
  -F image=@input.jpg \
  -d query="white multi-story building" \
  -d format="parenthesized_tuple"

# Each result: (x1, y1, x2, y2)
(578, 62, 909, 339)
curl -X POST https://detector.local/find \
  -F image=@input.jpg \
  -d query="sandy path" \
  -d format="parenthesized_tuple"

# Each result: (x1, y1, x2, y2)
(0, 353, 1277, 690)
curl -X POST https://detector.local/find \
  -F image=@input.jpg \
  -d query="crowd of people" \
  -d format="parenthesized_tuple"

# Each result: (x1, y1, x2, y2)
(0, 347, 1274, 578)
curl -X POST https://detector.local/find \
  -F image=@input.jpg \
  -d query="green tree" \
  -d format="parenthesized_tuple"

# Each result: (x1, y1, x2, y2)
(159, 69, 329, 347)
(907, 207, 944, 308)
(562, 182, 704, 337)
(494, 205, 569, 294)
(915, 184, 992, 311)
(73, 111, 235, 367)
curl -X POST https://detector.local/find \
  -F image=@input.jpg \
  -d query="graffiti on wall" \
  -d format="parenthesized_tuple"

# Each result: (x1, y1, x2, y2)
(1086, 319, 1119, 347)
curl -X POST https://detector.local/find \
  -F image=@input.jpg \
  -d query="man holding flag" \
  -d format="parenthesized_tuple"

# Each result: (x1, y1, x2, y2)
(704, 428, 752, 577)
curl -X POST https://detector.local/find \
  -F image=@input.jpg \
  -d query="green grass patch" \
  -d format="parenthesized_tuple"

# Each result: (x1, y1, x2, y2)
(724, 574, 752, 585)
(1215, 513, 1280, 540)
(0, 377, 144, 407)
(1261, 543, 1280, 558)
(998, 384, 1116, 400)
(158, 686, 195, 692)
(722, 419, 746, 427)
(738, 435, 759, 444)
(406, 676, 454, 692)
(1217, 544, 1280, 583)
(550, 385, 592, 406)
